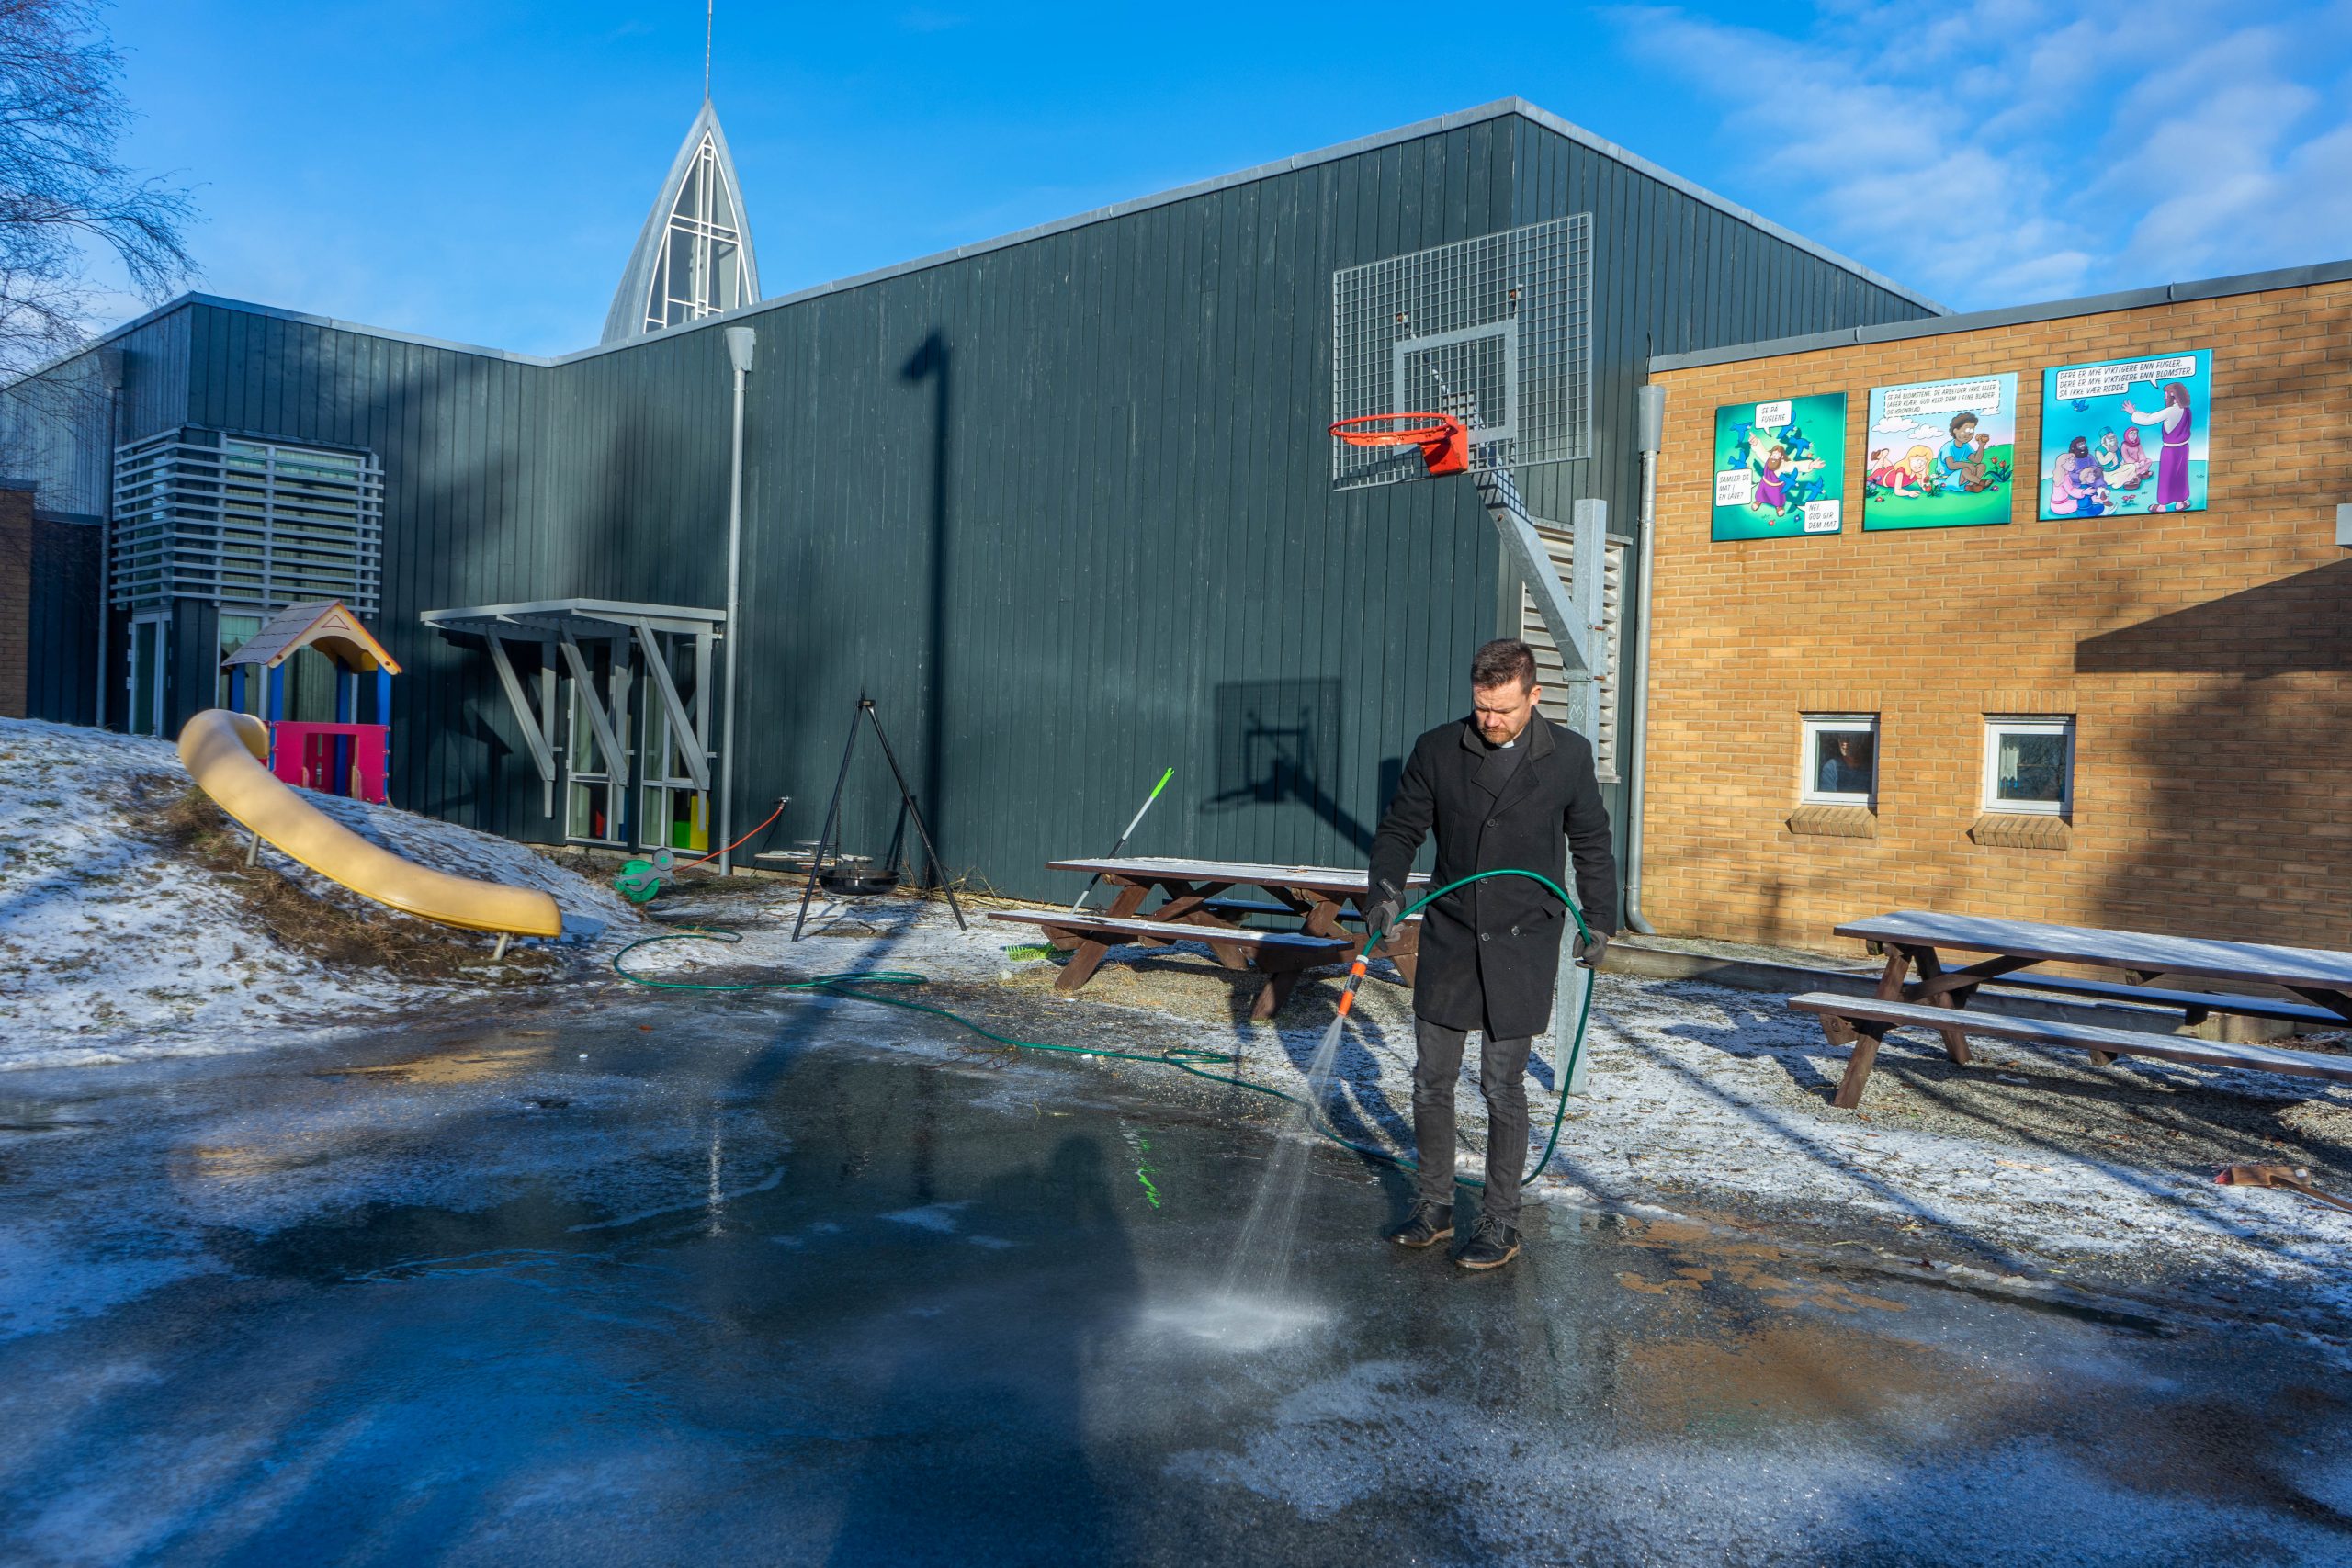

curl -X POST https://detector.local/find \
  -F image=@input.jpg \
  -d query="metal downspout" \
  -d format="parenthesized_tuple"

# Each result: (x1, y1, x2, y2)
(1622, 384, 1664, 935)
(718, 326, 755, 875)
(96, 351, 123, 728)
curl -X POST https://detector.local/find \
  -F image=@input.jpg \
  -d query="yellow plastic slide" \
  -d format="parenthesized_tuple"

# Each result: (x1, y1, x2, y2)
(177, 708, 563, 939)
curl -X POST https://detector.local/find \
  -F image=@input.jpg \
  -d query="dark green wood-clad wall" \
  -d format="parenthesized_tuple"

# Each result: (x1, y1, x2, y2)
(87, 110, 1933, 907)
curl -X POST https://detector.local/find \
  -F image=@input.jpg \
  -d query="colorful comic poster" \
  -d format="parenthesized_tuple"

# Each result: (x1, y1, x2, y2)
(1862, 374, 2017, 531)
(1710, 393, 1847, 542)
(2039, 351, 2211, 521)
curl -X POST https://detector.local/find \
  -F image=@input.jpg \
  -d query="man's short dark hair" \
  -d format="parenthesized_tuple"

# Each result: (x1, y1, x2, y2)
(1470, 637, 1537, 690)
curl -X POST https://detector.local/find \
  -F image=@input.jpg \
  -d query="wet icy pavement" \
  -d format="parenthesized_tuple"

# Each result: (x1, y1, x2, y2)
(3, 999, 2350, 1566)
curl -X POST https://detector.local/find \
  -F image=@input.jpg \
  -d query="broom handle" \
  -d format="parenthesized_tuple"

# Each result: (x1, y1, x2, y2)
(1070, 767, 1173, 912)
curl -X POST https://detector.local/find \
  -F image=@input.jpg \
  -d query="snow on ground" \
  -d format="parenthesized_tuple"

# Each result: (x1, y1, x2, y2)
(0, 717, 639, 1070)
(623, 884, 2352, 1316)
(1566, 978, 2352, 1307)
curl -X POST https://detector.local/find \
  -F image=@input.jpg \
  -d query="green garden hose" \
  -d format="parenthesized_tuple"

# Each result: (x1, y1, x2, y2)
(608, 867, 1596, 1190)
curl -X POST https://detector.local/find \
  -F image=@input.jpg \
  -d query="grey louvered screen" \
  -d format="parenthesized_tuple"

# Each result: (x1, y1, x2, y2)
(111, 431, 383, 615)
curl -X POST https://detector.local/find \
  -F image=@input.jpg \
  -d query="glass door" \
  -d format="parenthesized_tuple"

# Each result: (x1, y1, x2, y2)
(563, 641, 629, 846)
(637, 649, 709, 853)
(217, 613, 263, 712)
(127, 615, 167, 737)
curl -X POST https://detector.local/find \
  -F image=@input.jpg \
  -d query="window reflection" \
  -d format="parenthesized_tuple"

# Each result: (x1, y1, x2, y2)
(1996, 732, 2067, 803)
(1814, 729, 1875, 796)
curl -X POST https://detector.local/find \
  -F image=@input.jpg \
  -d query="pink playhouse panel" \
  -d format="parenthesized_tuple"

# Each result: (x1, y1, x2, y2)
(268, 722, 390, 804)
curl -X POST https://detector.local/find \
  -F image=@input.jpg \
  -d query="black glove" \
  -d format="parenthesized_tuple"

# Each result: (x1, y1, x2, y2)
(1365, 880, 1406, 942)
(1575, 928, 1610, 970)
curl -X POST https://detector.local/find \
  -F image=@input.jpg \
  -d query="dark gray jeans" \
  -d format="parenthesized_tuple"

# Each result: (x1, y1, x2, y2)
(1410, 1020, 1532, 1226)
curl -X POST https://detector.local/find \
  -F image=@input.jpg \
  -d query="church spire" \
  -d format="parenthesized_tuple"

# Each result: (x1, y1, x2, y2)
(600, 99, 761, 344)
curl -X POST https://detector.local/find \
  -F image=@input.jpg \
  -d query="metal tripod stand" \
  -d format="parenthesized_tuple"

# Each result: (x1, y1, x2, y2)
(791, 693, 967, 941)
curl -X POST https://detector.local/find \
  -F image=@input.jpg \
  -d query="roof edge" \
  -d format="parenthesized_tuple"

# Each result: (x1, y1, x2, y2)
(0, 294, 556, 394)
(1648, 258, 2352, 373)
(549, 96, 1944, 367)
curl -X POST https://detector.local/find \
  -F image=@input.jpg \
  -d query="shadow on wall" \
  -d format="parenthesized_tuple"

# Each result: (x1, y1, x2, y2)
(2075, 558, 2352, 945)
(900, 331, 952, 880)
(1197, 678, 1392, 859)
(2075, 559, 2352, 678)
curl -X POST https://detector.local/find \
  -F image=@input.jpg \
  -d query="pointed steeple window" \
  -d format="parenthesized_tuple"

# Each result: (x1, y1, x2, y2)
(643, 135, 751, 333)
(602, 104, 762, 344)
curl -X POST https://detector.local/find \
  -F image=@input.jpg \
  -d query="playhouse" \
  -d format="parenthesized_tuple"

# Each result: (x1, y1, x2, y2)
(221, 601, 400, 805)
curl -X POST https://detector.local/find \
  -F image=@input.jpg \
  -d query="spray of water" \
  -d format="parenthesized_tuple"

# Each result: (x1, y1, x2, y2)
(1186, 1011, 1354, 1346)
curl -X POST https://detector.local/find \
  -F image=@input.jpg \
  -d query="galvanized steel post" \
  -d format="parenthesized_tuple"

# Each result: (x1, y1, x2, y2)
(719, 326, 756, 874)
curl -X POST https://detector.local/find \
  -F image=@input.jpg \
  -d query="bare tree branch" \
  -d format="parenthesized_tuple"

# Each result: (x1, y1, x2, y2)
(0, 0, 198, 378)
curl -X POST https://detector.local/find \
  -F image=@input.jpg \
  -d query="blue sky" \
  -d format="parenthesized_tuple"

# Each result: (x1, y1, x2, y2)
(98, 0, 2352, 355)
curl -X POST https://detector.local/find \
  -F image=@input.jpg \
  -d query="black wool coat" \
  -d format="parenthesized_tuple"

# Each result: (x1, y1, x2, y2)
(1367, 713, 1621, 1039)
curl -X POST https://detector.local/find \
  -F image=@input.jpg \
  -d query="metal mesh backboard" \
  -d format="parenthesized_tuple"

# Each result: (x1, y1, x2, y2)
(1329, 215, 1591, 490)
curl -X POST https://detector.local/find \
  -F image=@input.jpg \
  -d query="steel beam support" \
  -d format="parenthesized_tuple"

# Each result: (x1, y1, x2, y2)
(629, 617, 710, 791)
(484, 634, 558, 813)
(556, 630, 626, 787)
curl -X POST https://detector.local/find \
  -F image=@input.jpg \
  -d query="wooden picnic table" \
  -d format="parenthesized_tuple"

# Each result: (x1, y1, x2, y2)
(1835, 910, 2352, 1065)
(1048, 856, 1431, 976)
(989, 858, 1433, 1016)
(1792, 910, 2352, 1107)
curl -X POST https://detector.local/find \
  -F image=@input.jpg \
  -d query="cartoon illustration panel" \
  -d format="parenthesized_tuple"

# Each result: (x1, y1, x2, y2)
(1862, 374, 2017, 531)
(2038, 351, 2212, 521)
(1711, 393, 1848, 542)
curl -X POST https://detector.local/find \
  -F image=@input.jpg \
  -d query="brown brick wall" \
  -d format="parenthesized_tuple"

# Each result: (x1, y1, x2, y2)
(0, 484, 30, 720)
(1643, 279, 2352, 954)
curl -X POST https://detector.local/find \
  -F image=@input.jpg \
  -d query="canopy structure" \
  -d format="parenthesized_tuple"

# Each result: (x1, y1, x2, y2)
(222, 601, 401, 675)
(419, 598, 726, 833)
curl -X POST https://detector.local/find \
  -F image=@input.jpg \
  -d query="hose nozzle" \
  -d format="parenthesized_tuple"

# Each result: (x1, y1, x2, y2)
(1333, 954, 1370, 1018)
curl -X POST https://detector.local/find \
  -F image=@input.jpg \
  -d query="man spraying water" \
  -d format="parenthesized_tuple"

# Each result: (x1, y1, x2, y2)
(1364, 637, 1619, 1270)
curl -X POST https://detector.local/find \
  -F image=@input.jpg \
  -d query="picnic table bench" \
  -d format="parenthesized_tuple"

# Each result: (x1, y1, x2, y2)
(1791, 910, 2352, 1107)
(1790, 994, 2352, 1107)
(989, 857, 1432, 1018)
(989, 910, 1354, 1019)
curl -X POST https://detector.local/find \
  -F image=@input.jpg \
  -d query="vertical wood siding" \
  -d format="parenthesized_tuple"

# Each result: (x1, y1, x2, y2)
(24, 113, 1935, 909)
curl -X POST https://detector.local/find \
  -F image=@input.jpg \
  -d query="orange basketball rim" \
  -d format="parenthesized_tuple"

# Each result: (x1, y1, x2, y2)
(1328, 412, 1469, 477)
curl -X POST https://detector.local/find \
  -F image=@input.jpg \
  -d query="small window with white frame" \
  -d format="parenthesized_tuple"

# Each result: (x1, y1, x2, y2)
(1800, 714, 1878, 806)
(1983, 716, 2074, 816)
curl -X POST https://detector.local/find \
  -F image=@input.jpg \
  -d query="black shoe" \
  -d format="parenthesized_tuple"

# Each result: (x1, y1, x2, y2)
(1454, 1216, 1521, 1270)
(1385, 1199, 1453, 1249)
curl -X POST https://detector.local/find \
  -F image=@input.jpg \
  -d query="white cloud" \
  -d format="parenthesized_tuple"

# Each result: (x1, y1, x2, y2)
(2107, 27, 2336, 275)
(1602, 2, 2352, 310)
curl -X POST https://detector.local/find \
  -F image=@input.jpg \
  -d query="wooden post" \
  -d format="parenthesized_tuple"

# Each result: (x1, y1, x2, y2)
(1830, 1021, 1887, 1110)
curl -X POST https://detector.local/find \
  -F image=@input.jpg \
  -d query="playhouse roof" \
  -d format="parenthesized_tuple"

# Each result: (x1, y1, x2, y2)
(223, 601, 401, 675)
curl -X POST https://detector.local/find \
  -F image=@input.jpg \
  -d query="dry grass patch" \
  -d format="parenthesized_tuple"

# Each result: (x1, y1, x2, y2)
(155, 786, 561, 986)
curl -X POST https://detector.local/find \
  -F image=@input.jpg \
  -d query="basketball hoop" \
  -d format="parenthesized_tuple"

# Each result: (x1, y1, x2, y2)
(1329, 412, 1469, 478)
